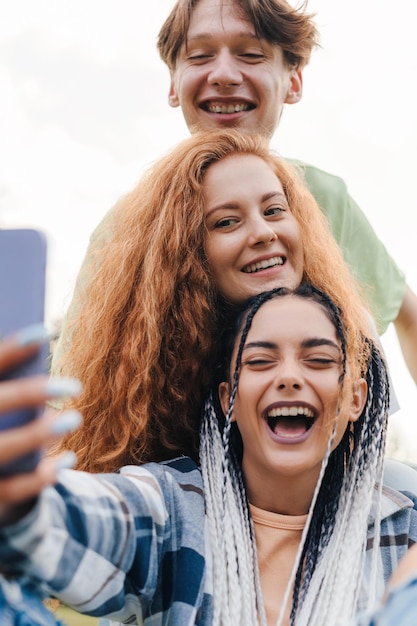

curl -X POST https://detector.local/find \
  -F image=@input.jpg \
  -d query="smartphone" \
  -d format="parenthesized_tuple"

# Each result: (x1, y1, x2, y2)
(0, 228, 48, 476)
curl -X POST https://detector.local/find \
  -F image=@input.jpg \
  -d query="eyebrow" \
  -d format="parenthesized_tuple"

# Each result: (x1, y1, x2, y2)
(187, 31, 262, 44)
(205, 191, 287, 219)
(242, 338, 341, 352)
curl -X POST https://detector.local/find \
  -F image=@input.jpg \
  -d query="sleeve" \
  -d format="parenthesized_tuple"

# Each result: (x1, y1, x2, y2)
(0, 466, 171, 620)
(0, 576, 65, 626)
(290, 161, 407, 335)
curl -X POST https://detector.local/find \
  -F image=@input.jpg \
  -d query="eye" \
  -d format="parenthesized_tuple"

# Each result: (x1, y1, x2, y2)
(243, 356, 275, 369)
(304, 356, 340, 368)
(214, 217, 239, 229)
(264, 205, 287, 217)
(185, 46, 214, 63)
(239, 52, 265, 61)
(188, 54, 213, 62)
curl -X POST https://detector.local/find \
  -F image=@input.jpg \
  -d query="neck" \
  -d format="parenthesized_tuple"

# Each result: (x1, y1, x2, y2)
(243, 464, 321, 516)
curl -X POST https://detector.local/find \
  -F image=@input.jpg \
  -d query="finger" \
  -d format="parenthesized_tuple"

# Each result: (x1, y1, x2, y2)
(0, 325, 51, 372)
(0, 376, 82, 412)
(0, 409, 82, 464)
(0, 375, 49, 410)
(0, 452, 76, 505)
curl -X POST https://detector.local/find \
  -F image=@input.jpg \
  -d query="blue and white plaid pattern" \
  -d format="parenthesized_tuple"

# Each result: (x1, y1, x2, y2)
(0, 457, 415, 626)
(0, 577, 66, 626)
(0, 457, 212, 625)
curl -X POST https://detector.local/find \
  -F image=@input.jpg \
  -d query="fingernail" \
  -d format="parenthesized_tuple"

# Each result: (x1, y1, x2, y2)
(56, 451, 77, 471)
(51, 410, 82, 435)
(46, 377, 82, 398)
(16, 324, 51, 347)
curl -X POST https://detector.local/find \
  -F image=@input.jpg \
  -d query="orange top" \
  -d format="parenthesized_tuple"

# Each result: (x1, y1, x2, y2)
(250, 503, 307, 626)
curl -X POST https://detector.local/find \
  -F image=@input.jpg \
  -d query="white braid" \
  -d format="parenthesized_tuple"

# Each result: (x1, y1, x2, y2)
(292, 362, 388, 625)
(200, 394, 266, 626)
(275, 428, 336, 626)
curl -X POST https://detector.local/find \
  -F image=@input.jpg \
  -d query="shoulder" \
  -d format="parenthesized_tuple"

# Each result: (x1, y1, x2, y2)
(284, 158, 350, 199)
(377, 471, 417, 544)
(120, 456, 203, 490)
(383, 458, 417, 497)
(118, 457, 204, 518)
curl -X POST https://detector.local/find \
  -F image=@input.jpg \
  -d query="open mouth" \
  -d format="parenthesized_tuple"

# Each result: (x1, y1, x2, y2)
(265, 406, 315, 439)
(201, 101, 255, 114)
(242, 256, 285, 274)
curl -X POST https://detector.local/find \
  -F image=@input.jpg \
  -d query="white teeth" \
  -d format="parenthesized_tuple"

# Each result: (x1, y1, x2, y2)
(242, 257, 283, 274)
(207, 103, 249, 114)
(267, 406, 314, 419)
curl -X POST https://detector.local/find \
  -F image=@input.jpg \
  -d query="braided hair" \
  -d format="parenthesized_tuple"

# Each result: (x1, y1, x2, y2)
(199, 284, 389, 626)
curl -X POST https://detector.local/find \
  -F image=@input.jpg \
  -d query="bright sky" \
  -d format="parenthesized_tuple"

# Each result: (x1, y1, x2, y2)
(1, 0, 416, 460)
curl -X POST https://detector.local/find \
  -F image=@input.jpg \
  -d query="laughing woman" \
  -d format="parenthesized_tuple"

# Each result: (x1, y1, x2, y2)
(200, 285, 417, 625)
(0, 285, 416, 626)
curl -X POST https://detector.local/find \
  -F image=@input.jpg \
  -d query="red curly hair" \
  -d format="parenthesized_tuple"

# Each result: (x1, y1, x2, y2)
(52, 130, 368, 472)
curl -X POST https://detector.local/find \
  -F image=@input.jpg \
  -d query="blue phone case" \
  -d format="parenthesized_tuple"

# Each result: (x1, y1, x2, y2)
(0, 228, 48, 475)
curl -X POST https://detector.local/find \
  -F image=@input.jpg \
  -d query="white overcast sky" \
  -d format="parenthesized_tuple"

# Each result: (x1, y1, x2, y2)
(1, 0, 417, 458)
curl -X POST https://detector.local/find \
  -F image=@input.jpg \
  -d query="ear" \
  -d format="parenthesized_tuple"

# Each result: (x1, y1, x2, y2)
(219, 381, 235, 421)
(285, 69, 303, 105)
(168, 73, 180, 108)
(348, 378, 367, 423)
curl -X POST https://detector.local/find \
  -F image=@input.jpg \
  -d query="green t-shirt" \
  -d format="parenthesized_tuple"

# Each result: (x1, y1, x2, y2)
(287, 159, 406, 334)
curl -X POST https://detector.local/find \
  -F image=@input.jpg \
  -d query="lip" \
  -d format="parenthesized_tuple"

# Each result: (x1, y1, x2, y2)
(241, 254, 286, 274)
(262, 401, 318, 445)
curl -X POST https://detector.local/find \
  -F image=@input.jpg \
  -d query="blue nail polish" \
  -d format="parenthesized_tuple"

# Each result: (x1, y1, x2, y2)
(51, 410, 82, 435)
(46, 377, 82, 398)
(16, 324, 51, 347)
(56, 451, 77, 471)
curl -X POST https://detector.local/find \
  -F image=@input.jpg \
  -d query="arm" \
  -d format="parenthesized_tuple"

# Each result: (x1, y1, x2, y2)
(385, 543, 417, 594)
(0, 330, 81, 515)
(363, 545, 417, 626)
(0, 462, 205, 622)
(0, 332, 164, 620)
(394, 285, 417, 386)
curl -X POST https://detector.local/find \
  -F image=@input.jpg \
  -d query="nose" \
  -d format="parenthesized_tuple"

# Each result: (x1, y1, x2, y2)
(208, 49, 243, 87)
(274, 360, 303, 391)
(247, 215, 278, 247)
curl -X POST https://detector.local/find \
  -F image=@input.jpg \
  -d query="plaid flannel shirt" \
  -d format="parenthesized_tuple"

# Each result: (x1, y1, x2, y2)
(0, 457, 416, 626)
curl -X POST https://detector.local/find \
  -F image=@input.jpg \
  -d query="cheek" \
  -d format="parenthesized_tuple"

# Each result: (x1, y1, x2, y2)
(177, 68, 202, 100)
(331, 414, 351, 452)
(204, 235, 233, 273)
(232, 399, 255, 441)
(288, 221, 302, 251)
(234, 374, 268, 417)
(283, 222, 304, 270)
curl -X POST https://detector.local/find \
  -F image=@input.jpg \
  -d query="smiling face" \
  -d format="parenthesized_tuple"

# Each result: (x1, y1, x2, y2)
(169, 0, 302, 137)
(220, 295, 366, 512)
(203, 154, 304, 304)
